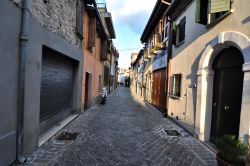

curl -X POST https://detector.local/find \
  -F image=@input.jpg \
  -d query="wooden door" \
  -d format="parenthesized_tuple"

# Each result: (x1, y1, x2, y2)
(211, 47, 244, 139)
(152, 69, 167, 113)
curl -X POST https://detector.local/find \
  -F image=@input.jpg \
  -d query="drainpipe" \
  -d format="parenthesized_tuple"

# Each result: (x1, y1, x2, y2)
(165, 18, 173, 118)
(17, 0, 29, 163)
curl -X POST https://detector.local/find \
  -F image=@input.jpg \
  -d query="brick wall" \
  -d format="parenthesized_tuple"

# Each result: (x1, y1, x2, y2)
(12, 0, 82, 48)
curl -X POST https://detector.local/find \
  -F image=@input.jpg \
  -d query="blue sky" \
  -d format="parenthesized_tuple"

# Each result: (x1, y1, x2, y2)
(97, 0, 156, 69)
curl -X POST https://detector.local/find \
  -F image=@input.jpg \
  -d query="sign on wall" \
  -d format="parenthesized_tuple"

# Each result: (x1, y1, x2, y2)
(153, 50, 168, 71)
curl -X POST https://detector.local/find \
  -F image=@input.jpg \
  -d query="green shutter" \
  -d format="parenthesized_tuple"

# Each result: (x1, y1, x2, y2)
(195, 0, 201, 22)
(210, 0, 231, 13)
(172, 22, 177, 46)
(195, 0, 208, 25)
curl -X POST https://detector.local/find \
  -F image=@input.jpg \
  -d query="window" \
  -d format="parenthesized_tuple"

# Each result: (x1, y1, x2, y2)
(76, 0, 84, 39)
(177, 17, 186, 44)
(100, 40, 107, 60)
(170, 74, 182, 98)
(163, 17, 169, 42)
(173, 17, 186, 46)
(87, 16, 96, 51)
(196, 0, 231, 25)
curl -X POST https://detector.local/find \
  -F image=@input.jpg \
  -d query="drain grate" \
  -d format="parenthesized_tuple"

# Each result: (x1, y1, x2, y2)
(56, 131, 79, 141)
(164, 130, 181, 137)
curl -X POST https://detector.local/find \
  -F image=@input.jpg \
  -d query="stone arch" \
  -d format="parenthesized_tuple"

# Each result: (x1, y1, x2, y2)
(196, 31, 250, 141)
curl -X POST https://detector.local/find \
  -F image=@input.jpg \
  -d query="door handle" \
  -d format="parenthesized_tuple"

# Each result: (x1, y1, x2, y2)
(224, 106, 230, 111)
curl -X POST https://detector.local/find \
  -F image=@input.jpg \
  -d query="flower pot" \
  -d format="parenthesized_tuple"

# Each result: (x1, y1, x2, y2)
(216, 154, 246, 166)
(216, 154, 233, 166)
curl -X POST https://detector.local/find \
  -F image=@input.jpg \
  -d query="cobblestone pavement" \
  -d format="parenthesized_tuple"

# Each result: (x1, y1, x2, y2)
(24, 87, 216, 166)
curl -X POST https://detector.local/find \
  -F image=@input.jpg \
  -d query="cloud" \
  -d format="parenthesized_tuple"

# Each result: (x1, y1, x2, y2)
(105, 0, 156, 34)
(98, 0, 157, 69)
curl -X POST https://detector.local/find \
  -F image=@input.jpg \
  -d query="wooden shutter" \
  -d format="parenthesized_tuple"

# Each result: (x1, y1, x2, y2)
(88, 17, 96, 48)
(101, 40, 107, 60)
(170, 75, 174, 96)
(195, 0, 208, 25)
(210, 0, 231, 14)
(178, 17, 186, 43)
(172, 22, 177, 46)
(76, 0, 84, 38)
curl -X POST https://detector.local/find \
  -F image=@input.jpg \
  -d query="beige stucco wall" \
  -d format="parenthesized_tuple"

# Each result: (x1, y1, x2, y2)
(82, 12, 104, 109)
(169, 0, 250, 139)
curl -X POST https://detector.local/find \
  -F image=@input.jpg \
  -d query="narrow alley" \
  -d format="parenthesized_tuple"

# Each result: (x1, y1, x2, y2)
(25, 87, 216, 166)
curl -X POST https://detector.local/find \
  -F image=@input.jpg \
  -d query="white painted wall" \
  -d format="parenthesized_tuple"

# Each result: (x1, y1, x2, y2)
(169, 0, 250, 141)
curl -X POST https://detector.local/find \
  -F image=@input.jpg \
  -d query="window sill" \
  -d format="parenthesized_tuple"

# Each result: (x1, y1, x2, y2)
(206, 11, 232, 29)
(175, 40, 185, 48)
(75, 29, 84, 40)
(170, 95, 182, 100)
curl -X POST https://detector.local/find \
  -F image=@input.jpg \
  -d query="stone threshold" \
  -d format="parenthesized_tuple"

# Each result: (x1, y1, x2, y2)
(39, 114, 79, 147)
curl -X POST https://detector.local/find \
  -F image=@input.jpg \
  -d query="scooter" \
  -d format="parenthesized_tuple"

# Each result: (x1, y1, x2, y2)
(100, 87, 108, 104)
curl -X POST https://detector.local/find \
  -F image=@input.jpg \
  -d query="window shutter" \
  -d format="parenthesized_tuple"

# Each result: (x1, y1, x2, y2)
(172, 22, 177, 46)
(210, 0, 231, 14)
(195, 0, 208, 25)
(76, 0, 84, 38)
(88, 17, 96, 48)
(170, 75, 174, 96)
(179, 17, 186, 43)
(101, 40, 107, 60)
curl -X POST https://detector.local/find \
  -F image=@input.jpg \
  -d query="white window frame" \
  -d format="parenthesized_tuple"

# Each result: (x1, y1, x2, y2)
(163, 18, 169, 42)
(170, 74, 182, 99)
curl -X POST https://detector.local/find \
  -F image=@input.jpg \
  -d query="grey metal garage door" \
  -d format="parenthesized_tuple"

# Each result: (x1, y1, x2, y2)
(40, 48, 75, 135)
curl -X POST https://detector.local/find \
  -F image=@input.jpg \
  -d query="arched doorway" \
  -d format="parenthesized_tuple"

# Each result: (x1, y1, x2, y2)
(196, 32, 250, 141)
(210, 47, 244, 139)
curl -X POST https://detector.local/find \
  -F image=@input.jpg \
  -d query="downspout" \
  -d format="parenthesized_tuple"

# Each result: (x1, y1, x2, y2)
(165, 18, 173, 118)
(17, 0, 29, 163)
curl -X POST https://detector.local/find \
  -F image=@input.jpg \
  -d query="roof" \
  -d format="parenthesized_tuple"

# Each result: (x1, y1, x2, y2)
(97, 3, 116, 39)
(164, 0, 192, 20)
(140, 0, 170, 43)
(85, 0, 108, 40)
(105, 12, 116, 39)
(131, 50, 144, 66)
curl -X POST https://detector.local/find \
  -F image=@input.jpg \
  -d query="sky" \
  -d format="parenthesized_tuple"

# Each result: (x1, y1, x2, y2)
(97, 0, 156, 69)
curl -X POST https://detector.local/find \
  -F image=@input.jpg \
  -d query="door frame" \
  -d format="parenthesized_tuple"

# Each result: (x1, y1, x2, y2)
(196, 32, 250, 142)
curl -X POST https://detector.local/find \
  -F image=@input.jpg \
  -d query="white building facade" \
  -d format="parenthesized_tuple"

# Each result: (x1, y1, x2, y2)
(167, 0, 250, 143)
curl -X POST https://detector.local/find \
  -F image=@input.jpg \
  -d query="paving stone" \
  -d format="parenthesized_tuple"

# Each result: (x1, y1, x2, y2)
(23, 87, 216, 166)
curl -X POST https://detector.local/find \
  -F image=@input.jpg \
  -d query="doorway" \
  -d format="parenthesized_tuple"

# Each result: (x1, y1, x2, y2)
(40, 48, 75, 135)
(84, 72, 92, 109)
(210, 47, 244, 139)
(152, 69, 167, 113)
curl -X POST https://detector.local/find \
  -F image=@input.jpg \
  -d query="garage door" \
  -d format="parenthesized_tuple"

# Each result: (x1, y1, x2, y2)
(40, 48, 75, 135)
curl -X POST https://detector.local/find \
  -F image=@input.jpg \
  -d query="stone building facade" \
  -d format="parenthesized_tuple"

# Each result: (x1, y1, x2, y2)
(13, 0, 82, 48)
(0, 0, 83, 165)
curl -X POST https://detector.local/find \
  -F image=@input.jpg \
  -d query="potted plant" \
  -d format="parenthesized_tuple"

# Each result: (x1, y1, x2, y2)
(246, 137, 250, 166)
(213, 135, 249, 166)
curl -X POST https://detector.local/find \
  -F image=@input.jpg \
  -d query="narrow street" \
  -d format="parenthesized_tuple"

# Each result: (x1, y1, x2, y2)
(25, 87, 216, 166)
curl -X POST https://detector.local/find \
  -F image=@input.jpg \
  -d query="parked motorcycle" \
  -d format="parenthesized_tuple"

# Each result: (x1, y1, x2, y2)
(100, 87, 108, 104)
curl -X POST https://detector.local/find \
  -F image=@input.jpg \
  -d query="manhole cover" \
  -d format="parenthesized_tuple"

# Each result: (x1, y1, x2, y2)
(56, 132, 79, 141)
(164, 130, 181, 137)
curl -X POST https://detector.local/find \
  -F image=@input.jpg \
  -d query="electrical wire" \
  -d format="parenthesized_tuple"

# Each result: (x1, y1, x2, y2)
(118, 47, 142, 52)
